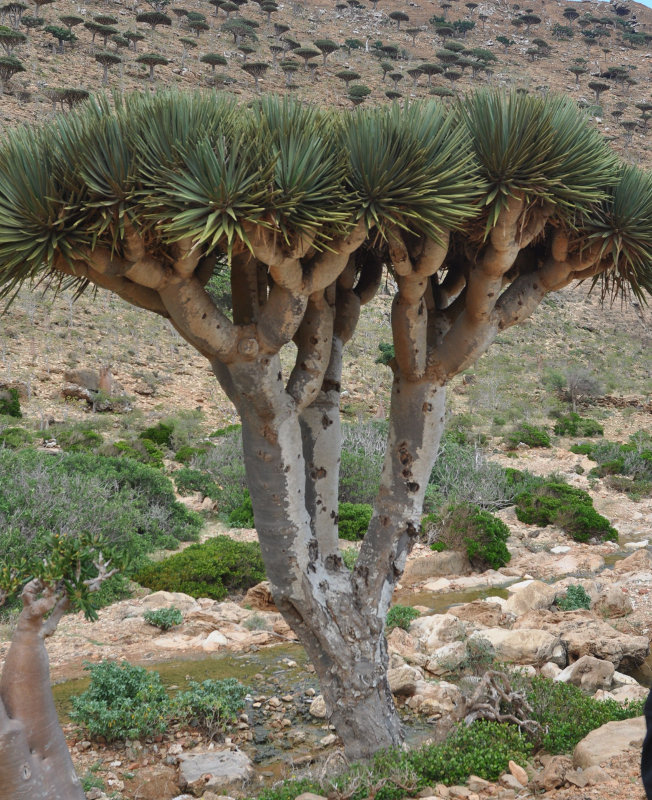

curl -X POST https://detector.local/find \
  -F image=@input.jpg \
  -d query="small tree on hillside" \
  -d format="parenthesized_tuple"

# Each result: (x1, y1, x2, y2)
(44, 24, 76, 52)
(405, 27, 422, 46)
(200, 51, 227, 72)
(588, 79, 610, 103)
(314, 37, 338, 65)
(419, 61, 443, 87)
(124, 29, 145, 50)
(0, 52, 23, 90)
(0, 92, 649, 787)
(58, 13, 83, 31)
(94, 50, 121, 86)
(0, 25, 26, 54)
(136, 51, 169, 80)
(241, 59, 268, 89)
(389, 10, 409, 29)
(335, 68, 360, 87)
(295, 45, 320, 69)
(568, 65, 586, 86)
(136, 10, 172, 30)
(1, 1, 28, 28)
(180, 35, 197, 66)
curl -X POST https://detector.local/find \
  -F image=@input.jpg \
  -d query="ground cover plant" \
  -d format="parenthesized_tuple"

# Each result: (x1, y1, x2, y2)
(429, 502, 511, 569)
(135, 536, 266, 600)
(0, 89, 650, 793)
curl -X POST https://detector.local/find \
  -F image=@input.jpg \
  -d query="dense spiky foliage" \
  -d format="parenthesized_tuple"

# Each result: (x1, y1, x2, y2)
(0, 91, 649, 301)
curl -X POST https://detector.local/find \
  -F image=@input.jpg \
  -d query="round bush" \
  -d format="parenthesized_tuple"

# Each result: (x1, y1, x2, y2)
(70, 660, 171, 741)
(135, 535, 266, 600)
(432, 502, 511, 569)
(338, 502, 372, 540)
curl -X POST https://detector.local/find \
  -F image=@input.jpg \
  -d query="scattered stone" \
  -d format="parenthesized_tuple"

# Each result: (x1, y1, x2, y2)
(388, 664, 422, 696)
(309, 695, 328, 719)
(555, 655, 614, 692)
(533, 755, 572, 791)
(141, 591, 199, 613)
(581, 765, 610, 785)
(573, 716, 646, 768)
(243, 582, 278, 612)
(410, 613, 466, 651)
(424, 641, 468, 677)
(202, 631, 228, 651)
(466, 776, 492, 793)
(294, 794, 328, 800)
(504, 579, 557, 615)
(508, 760, 528, 786)
(319, 733, 337, 747)
(131, 764, 179, 800)
(539, 661, 561, 680)
(402, 551, 471, 585)
(468, 628, 565, 667)
(593, 585, 633, 618)
(499, 773, 523, 791)
(448, 600, 505, 628)
(178, 749, 254, 796)
(614, 549, 652, 574)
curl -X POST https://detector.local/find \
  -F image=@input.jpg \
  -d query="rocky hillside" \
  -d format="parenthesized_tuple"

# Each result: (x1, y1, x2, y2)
(0, 0, 651, 166)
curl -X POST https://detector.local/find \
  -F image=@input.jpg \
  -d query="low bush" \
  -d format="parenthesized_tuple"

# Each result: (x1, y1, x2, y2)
(174, 678, 247, 740)
(194, 427, 248, 517)
(504, 423, 551, 449)
(428, 435, 514, 513)
(53, 426, 103, 453)
(110, 437, 164, 468)
(525, 676, 644, 754)
(553, 412, 603, 437)
(386, 604, 419, 631)
(228, 490, 254, 528)
(0, 451, 200, 573)
(70, 660, 171, 742)
(514, 480, 618, 542)
(143, 606, 184, 630)
(338, 502, 372, 540)
(407, 720, 532, 785)
(556, 584, 591, 611)
(339, 421, 386, 505)
(0, 426, 32, 449)
(139, 421, 174, 447)
(0, 388, 21, 418)
(175, 445, 207, 464)
(341, 547, 359, 570)
(430, 502, 511, 569)
(173, 468, 220, 500)
(135, 536, 265, 600)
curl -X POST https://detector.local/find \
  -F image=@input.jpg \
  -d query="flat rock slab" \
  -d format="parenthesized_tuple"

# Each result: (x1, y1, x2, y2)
(573, 717, 646, 768)
(179, 748, 254, 795)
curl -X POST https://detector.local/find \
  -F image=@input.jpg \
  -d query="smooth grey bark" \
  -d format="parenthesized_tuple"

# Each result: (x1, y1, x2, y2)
(0, 584, 85, 800)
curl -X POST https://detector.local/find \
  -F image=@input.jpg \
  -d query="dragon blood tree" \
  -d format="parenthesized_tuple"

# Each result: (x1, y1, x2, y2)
(0, 93, 650, 784)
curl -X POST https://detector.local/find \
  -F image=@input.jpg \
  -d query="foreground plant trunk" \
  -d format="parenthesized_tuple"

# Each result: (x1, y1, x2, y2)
(0, 584, 85, 800)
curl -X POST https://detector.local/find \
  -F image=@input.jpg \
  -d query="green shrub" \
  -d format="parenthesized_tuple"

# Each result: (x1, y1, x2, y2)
(0, 426, 32, 449)
(0, 388, 21, 418)
(553, 413, 603, 437)
(375, 342, 395, 366)
(407, 720, 532, 785)
(209, 423, 241, 438)
(386, 605, 420, 631)
(338, 502, 372, 540)
(504, 423, 551, 449)
(174, 468, 220, 499)
(139, 421, 174, 447)
(228, 490, 254, 528)
(341, 547, 359, 570)
(54, 426, 103, 452)
(556, 584, 591, 611)
(515, 480, 618, 542)
(175, 445, 207, 464)
(570, 443, 594, 455)
(135, 536, 265, 600)
(70, 661, 171, 741)
(143, 606, 184, 630)
(111, 437, 164, 468)
(525, 676, 644, 754)
(432, 502, 511, 569)
(173, 677, 246, 739)
(0, 450, 201, 578)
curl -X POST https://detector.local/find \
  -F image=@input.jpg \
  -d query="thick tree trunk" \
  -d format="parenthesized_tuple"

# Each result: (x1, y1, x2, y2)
(216, 353, 447, 759)
(0, 588, 85, 800)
